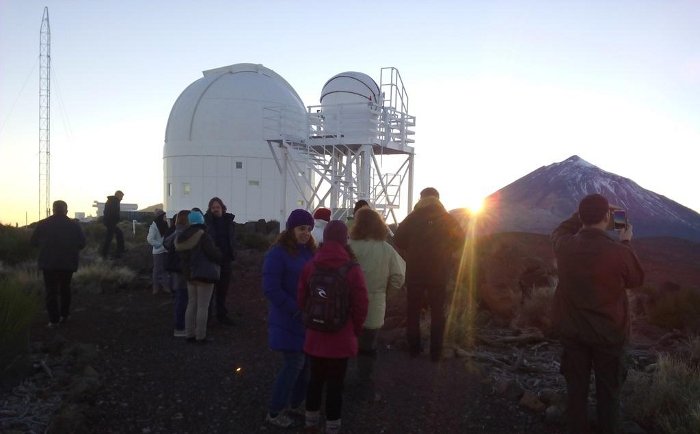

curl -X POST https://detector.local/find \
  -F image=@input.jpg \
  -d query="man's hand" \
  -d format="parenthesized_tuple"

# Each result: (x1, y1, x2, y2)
(619, 223, 633, 243)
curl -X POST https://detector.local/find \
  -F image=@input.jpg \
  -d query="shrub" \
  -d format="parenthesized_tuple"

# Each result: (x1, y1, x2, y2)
(647, 287, 700, 331)
(625, 355, 700, 433)
(0, 224, 36, 266)
(0, 277, 40, 345)
(72, 261, 136, 293)
(512, 285, 555, 332)
(239, 232, 272, 251)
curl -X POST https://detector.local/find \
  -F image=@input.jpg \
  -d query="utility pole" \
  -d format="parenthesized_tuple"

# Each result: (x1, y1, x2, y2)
(39, 7, 51, 220)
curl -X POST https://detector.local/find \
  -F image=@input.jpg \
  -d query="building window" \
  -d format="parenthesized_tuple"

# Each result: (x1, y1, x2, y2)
(248, 180, 259, 186)
(236, 161, 243, 169)
(167, 183, 172, 197)
(183, 183, 191, 195)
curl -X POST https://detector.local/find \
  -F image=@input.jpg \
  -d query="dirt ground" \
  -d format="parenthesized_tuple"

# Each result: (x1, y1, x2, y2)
(26, 249, 564, 434)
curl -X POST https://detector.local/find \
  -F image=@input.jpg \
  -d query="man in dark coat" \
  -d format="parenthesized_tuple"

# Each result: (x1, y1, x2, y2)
(552, 193, 644, 434)
(393, 187, 465, 361)
(30, 200, 86, 327)
(204, 197, 236, 325)
(101, 190, 124, 258)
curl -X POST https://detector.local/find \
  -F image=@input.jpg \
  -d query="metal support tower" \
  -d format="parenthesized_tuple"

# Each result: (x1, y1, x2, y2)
(39, 7, 51, 219)
(265, 67, 415, 225)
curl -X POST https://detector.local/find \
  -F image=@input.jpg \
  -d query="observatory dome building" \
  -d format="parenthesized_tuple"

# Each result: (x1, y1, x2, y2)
(163, 63, 310, 222)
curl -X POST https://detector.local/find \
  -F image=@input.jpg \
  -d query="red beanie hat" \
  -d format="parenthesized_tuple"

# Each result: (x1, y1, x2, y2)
(313, 208, 332, 222)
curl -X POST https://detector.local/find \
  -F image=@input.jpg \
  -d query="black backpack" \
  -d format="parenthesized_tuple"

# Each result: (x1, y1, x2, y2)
(302, 262, 355, 332)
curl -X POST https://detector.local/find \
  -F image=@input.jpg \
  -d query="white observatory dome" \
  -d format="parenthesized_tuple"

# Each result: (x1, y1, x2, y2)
(163, 63, 310, 223)
(319, 71, 380, 144)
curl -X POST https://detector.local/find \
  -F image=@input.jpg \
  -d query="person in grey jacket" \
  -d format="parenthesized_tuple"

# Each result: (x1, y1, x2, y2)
(30, 200, 86, 327)
(175, 210, 222, 343)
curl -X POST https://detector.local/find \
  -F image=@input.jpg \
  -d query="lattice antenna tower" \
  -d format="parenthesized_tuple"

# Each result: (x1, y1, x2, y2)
(39, 7, 51, 219)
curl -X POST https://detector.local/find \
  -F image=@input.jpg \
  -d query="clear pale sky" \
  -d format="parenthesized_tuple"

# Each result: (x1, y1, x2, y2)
(2, 1, 699, 225)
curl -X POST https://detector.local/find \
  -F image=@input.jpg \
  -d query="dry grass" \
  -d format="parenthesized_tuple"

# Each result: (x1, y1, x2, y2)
(625, 354, 700, 434)
(72, 261, 136, 293)
(647, 287, 700, 332)
(511, 285, 555, 332)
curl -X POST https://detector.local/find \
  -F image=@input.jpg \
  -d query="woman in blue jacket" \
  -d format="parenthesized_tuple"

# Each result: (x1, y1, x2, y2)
(263, 209, 316, 428)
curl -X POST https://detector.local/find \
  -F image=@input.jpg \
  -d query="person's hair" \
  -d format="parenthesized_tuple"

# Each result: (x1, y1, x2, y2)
(344, 243, 358, 262)
(154, 212, 169, 236)
(350, 208, 388, 241)
(274, 228, 317, 256)
(115, 190, 124, 197)
(420, 187, 440, 199)
(578, 194, 609, 226)
(208, 197, 227, 213)
(175, 210, 190, 226)
(52, 200, 68, 216)
(353, 199, 369, 215)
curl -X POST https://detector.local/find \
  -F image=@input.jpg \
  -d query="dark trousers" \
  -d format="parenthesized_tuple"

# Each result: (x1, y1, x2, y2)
(172, 273, 188, 330)
(43, 270, 73, 324)
(357, 328, 379, 383)
(306, 356, 348, 421)
(102, 224, 124, 257)
(213, 260, 232, 319)
(560, 338, 627, 434)
(406, 283, 447, 358)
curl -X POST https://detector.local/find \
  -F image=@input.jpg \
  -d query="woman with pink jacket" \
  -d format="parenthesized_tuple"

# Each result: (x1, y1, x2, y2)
(297, 220, 368, 434)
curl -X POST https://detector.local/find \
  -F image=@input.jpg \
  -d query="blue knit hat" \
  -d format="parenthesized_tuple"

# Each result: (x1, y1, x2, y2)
(188, 210, 205, 225)
(286, 209, 314, 231)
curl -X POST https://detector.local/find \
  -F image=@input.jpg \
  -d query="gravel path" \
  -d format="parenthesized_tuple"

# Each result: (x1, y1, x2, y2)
(29, 252, 563, 434)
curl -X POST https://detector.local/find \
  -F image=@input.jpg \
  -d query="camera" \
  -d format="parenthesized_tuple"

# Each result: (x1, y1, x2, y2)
(612, 210, 627, 231)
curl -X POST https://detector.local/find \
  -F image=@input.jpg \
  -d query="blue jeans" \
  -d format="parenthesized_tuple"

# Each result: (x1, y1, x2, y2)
(172, 273, 187, 330)
(269, 351, 308, 415)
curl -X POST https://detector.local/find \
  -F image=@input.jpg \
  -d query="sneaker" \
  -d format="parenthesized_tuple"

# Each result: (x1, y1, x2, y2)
(266, 412, 294, 428)
(173, 329, 187, 338)
(288, 402, 305, 417)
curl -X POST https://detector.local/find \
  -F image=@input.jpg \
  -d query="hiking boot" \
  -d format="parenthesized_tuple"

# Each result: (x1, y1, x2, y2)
(266, 412, 294, 428)
(173, 329, 187, 338)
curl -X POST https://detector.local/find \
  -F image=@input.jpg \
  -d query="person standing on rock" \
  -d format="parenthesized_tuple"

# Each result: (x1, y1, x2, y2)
(552, 193, 644, 434)
(298, 220, 369, 433)
(349, 208, 405, 399)
(393, 187, 465, 362)
(30, 200, 86, 327)
(204, 197, 237, 326)
(101, 190, 124, 259)
(262, 209, 316, 428)
(175, 210, 222, 343)
(146, 208, 172, 295)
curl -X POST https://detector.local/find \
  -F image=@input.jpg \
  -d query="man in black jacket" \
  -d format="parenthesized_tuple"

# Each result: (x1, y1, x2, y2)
(101, 190, 124, 258)
(552, 193, 644, 434)
(393, 187, 465, 361)
(31, 200, 86, 327)
(204, 197, 236, 325)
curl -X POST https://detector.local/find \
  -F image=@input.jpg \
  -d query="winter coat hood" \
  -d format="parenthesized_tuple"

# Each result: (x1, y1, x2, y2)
(175, 225, 205, 251)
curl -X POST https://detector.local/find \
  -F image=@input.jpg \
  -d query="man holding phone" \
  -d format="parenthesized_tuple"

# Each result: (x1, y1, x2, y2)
(551, 193, 644, 434)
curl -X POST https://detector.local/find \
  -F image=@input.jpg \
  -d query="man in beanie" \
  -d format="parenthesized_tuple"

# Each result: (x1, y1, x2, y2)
(101, 190, 124, 258)
(311, 207, 331, 244)
(31, 200, 86, 327)
(204, 197, 237, 325)
(552, 193, 644, 434)
(393, 187, 465, 362)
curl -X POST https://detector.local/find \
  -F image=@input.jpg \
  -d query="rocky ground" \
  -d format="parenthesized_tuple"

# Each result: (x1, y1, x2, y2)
(2, 247, 680, 433)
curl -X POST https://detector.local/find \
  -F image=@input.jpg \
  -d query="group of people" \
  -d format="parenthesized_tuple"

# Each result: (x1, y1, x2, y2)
(30, 187, 645, 434)
(261, 187, 466, 433)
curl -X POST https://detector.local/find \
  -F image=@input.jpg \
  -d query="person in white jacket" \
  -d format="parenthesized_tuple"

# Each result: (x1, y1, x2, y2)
(311, 207, 331, 244)
(349, 207, 405, 400)
(146, 209, 172, 294)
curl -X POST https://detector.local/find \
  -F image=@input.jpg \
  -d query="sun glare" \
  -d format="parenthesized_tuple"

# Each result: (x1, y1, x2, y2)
(466, 197, 485, 215)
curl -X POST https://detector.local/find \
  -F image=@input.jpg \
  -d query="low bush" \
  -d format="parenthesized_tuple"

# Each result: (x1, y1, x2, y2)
(0, 224, 36, 266)
(0, 276, 40, 345)
(647, 287, 700, 331)
(72, 261, 136, 293)
(625, 354, 700, 434)
(512, 285, 555, 332)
